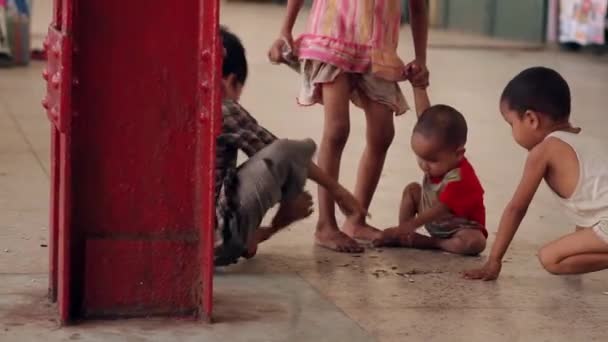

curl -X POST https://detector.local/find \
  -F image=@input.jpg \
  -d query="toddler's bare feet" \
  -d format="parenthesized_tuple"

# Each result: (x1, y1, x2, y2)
(373, 229, 410, 248)
(373, 230, 438, 250)
(342, 218, 382, 241)
(315, 222, 364, 253)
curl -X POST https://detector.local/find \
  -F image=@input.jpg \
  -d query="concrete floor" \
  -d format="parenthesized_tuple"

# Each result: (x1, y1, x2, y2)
(1, 2, 608, 341)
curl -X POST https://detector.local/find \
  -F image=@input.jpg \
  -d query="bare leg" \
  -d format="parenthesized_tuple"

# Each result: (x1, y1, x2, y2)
(376, 229, 485, 256)
(436, 229, 486, 255)
(372, 183, 421, 247)
(399, 183, 421, 224)
(538, 227, 608, 275)
(244, 192, 314, 259)
(343, 96, 395, 241)
(315, 74, 363, 253)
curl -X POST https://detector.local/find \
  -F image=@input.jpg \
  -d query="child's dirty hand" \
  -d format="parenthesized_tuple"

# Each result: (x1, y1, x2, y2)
(268, 34, 293, 64)
(335, 186, 369, 220)
(463, 259, 502, 281)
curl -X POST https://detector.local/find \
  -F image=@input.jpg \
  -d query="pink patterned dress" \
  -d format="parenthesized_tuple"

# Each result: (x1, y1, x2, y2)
(294, 0, 408, 115)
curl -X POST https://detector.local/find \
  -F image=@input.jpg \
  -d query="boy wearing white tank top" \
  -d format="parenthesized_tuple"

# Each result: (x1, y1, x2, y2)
(465, 67, 608, 280)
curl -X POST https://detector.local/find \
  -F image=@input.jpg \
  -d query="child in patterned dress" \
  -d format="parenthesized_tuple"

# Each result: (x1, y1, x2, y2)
(269, 0, 429, 253)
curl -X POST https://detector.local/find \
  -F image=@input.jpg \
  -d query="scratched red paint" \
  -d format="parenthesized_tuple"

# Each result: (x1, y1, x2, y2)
(45, 0, 220, 323)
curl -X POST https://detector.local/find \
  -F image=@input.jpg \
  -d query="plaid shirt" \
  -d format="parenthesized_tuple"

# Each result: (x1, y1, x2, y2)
(215, 99, 277, 247)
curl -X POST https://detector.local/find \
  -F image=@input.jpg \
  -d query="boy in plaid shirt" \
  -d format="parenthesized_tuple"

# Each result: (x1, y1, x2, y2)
(214, 28, 366, 266)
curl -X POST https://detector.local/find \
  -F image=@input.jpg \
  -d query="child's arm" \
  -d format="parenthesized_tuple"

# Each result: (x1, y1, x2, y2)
(413, 87, 431, 118)
(380, 202, 450, 240)
(464, 146, 548, 281)
(403, 203, 450, 231)
(409, 0, 429, 66)
(269, 0, 304, 63)
(307, 163, 368, 219)
(405, 0, 429, 87)
(280, 0, 304, 39)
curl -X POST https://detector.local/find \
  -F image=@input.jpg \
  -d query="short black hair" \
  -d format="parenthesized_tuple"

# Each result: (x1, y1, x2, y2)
(220, 26, 248, 84)
(501, 67, 571, 122)
(414, 105, 468, 149)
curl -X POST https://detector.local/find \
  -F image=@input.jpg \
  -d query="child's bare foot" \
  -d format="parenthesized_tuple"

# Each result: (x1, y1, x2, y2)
(342, 218, 382, 241)
(242, 244, 258, 259)
(272, 192, 314, 229)
(243, 193, 314, 261)
(315, 222, 364, 253)
(408, 233, 440, 250)
(242, 226, 285, 260)
(374, 231, 438, 250)
(373, 228, 411, 247)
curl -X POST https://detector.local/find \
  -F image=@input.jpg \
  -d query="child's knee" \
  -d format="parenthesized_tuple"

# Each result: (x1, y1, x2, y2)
(261, 139, 315, 183)
(261, 140, 295, 168)
(538, 246, 564, 275)
(402, 183, 422, 201)
(446, 231, 486, 255)
(465, 237, 486, 255)
(459, 236, 486, 255)
(369, 124, 395, 152)
(324, 121, 350, 147)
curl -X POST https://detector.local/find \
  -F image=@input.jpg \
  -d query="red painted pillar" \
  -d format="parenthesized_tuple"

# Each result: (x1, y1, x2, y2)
(43, 0, 220, 323)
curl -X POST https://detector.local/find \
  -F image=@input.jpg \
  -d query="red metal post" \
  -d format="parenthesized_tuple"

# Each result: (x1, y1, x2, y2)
(44, 0, 220, 323)
(47, 0, 62, 305)
(44, 0, 74, 322)
(198, 0, 221, 321)
(48, 119, 59, 303)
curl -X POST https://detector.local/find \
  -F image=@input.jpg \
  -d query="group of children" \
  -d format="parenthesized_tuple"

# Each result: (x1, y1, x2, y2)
(214, 0, 608, 280)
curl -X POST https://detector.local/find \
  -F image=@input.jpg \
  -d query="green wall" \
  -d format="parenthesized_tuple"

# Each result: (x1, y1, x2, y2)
(446, 0, 494, 35)
(492, 0, 547, 42)
(435, 0, 547, 43)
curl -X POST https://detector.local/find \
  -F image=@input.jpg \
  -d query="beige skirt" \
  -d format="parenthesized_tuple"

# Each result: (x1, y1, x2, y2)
(298, 59, 409, 116)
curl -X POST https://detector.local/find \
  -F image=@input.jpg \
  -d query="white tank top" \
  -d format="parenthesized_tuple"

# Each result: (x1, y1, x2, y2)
(547, 131, 608, 227)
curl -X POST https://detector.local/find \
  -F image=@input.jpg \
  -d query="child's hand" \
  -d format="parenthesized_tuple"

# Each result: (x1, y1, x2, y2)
(463, 259, 502, 281)
(268, 33, 293, 64)
(334, 186, 369, 220)
(268, 38, 286, 64)
(272, 191, 314, 229)
(404, 61, 430, 89)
